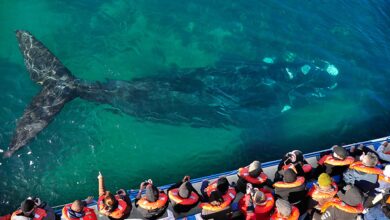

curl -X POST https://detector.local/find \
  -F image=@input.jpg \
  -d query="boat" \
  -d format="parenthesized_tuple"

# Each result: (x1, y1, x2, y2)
(47, 136, 390, 219)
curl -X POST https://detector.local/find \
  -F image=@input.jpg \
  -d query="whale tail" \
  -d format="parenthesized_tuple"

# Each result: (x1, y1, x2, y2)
(3, 31, 78, 158)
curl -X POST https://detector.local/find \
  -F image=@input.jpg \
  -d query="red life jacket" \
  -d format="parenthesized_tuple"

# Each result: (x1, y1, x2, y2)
(11, 208, 47, 220)
(323, 155, 355, 166)
(136, 193, 168, 210)
(349, 161, 383, 175)
(62, 204, 97, 220)
(273, 177, 305, 188)
(97, 195, 130, 219)
(270, 205, 299, 220)
(321, 198, 363, 214)
(238, 167, 268, 185)
(379, 174, 390, 184)
(0, 214, 11, 220)
(168, 188, 199, 206)
(238, 190, 274, 220)
(282, 164, 312, 174)
(199, 188, 236, 212)
(307, 182, 338, 200)
(205, 180, 237, 198)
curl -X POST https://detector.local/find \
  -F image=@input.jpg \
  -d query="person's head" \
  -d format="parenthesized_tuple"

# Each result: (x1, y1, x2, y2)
(68, 200, 85, 218)
(217, 177, 229, 194)
(209, 191, 224, 206)
(317, 173, 332, 189)
(252, 190, 266, 205)
(332, 145, 347, 160)
(338, 186, 363, 206)
(275, 199, 292, 217)
(102, 191, 118, 212)
(283, 168, 297, 183)
(146, 184, 159, 202)
(248, 160, 262, 177)
(21, 199, 35, 217)
(178, 181, 191, 199)
(361, 152, 378, 167)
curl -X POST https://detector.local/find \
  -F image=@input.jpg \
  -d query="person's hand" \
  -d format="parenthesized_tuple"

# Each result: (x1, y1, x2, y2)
(350, 146, 355, 153)
(383, 141, 388, 147)
(85, 196, 94, 204)
(147, 179, 153, 184)
(344, 185, 352, 191)
(182, 175, 190, 182)
(98, 171, 103, 179)
(34, 198, 42, 206)
(246, 183, 253, 194)
(140, 182, 147, 190)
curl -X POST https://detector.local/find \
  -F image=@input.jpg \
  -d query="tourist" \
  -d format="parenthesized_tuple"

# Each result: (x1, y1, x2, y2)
(200, 177, 236, 219)
(316, 145, 354, 177)
(167, 175, 200, 213)
(273, 168, 307, 213)
(236, 160, 271, 193)
(97, 172, 131, 219)
(274, 150, 311, 182)
(238, 183, 274, 220)
(343, 152, 382, 208)
(62, 197, 97, 220)
(135, 179, 168, 219)
(314, 185, 363, 220)
(11, 197, 55, 220)
(376, 141, 390, 163)
(270, 199, 299, 220)
(306, 173, 338, 218)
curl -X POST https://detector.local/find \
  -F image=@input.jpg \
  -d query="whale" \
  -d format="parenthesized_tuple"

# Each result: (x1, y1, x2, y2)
(3, 30, 338, 158)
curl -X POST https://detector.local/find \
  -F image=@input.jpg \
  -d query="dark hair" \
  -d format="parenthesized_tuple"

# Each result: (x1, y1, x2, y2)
(217, 177, 229, 194)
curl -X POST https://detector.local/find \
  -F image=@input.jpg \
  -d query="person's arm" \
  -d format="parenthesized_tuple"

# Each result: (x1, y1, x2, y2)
(135, 181, 147, 207)
(98, 172, 105, 196)
(377, 143, 390, 162)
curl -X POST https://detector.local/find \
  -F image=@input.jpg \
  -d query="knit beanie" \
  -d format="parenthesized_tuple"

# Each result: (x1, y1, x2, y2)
(283, 169, 297, 183)
(253, 190, 266, 205)
(318, 173, 332, 187)
(178, 181, 190, 199)
(333, 146, 347, 160)
(248, 160, 262, 177)
(275, 199, 292, 217)
(217, 177, 229, 194)
(146, 184, 159, 202)
(338, 186, 363, 206)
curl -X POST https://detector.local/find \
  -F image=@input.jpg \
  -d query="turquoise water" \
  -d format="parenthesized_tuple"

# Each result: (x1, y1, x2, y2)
(1, 0, 390, 214)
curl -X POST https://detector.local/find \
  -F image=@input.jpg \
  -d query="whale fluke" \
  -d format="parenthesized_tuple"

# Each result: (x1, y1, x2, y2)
(3, 31, 77, 158)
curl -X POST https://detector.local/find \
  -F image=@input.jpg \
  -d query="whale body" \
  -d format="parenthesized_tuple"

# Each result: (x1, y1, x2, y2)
(3, 30, 338, 157)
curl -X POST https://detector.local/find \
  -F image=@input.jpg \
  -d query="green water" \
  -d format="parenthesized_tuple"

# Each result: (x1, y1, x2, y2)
(1, 0, 390, 214)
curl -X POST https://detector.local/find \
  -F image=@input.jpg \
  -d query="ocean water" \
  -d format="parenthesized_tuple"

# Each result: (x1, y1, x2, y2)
(1, 0, 390, 214)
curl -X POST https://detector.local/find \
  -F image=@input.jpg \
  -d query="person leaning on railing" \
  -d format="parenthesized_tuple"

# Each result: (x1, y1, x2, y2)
(343, 152, 382, 208)
(134, 179, 168, 219)
(167, 175, 201, 213)
(236, 160, 272, 193)
(61, 197, 96, 220)
(97, 172, 131, 220)
(274, 150, 312, 182)
(315, 145, 355, 178)
(10, 197, 55, 220)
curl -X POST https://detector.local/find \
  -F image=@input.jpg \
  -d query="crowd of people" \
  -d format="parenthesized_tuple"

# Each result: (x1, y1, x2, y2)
(2, 141, 390, 220)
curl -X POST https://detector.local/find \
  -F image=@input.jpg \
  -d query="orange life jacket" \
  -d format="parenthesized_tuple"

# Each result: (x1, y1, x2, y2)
(270, 205, 299, 220)
(349, 161, 383, 175)
(204, 180, 237, 198)
(273, 177, 305, 188)
(200, 188, 236, 212)
(386, 196, 390, 204)
(136, 193, 168, 210)
(282, 164, 312, 174)
(97, 195, 130, 219)
(168, 188, 199, 206)
(239, 191, 274, 215)
(324, 156, 355, 166)
(238, 167, 268, 185)
(11, 208, 47, 220)
(379, 174, 390, 184)
(62, 204, 97, 220)
(0, 214, 11, 220)
(321, 198, 363, 214)
(307, 182, 338, 200)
